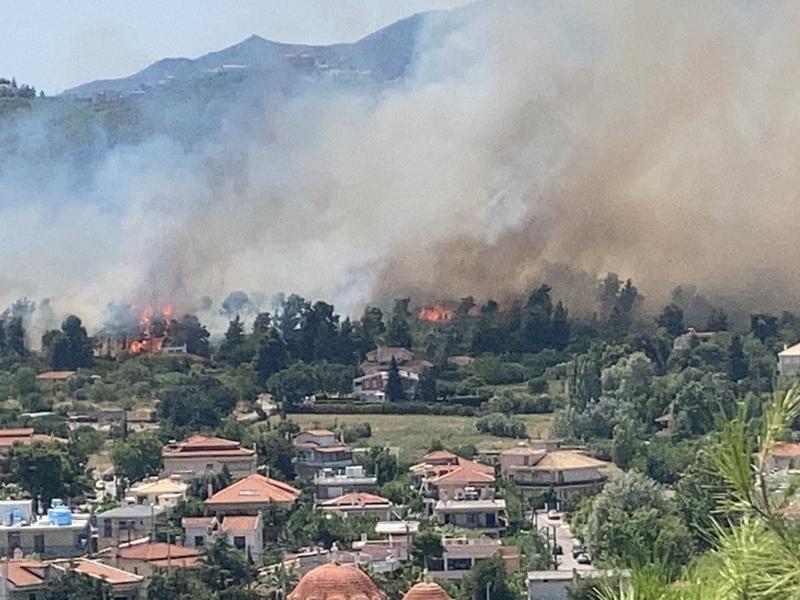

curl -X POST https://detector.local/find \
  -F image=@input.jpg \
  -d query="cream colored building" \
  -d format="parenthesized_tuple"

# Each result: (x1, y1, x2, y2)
(128, 477, 189, 509)
(161, 435, 257, 480)
(779, 342, 800, 377)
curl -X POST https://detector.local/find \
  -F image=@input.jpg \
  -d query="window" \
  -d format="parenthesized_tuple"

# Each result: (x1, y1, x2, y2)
(8, 532, 20, 550)
(466, 513, 478, 525)
(33, 534, 44, 554)
(233, 536, 246, 550)
(206, 464, 214, 471)
(486, 512, 497, 527)
(28, 594, 37, 600)
(194, 535, 205, 547)
(103, 520, 113, 537)
(446, 558, 472, 571)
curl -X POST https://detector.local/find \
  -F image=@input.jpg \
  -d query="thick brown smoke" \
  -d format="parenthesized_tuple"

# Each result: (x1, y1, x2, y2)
(3, 0, 800, 328)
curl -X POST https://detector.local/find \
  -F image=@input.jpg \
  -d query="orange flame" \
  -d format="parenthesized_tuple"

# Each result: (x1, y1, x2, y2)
(128, 304, 174, 354)
(418, 305, 455, 322)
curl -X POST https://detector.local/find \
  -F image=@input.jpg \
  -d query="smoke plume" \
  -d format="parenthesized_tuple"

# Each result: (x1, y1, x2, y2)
(2, 0, 800, 330)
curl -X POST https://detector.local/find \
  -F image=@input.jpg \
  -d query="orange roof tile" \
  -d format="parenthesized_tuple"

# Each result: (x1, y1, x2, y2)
(148, 556, 201, 569)
(770, 442, 800, 458)
(118, 542, 200, 562)
(432, 465, 496, 486)
(321, 492, 392, 508)
(206, 474, 299, 506)
(35, 371, 76, 381)
(72, 560, 143, 585)
(220, 515, 260, 532)
(1, 560, 46, 588)
(403, 582, 453, 600)
(423, 450, 458, 461)
(0, 429, 34, 437)
(288, 563, 385, 600)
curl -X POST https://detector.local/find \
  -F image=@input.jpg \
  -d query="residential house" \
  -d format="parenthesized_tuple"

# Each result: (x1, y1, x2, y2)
(499, 448, 609, 508)
(527, 570, 628, 600)
(314, 465, 378, 500)
(319, 492, 395, 520)
(410, 450, 494, 481)
(34, 371, 76, 385)
(53, 559, 145, 600)
(205, 474, 299, 516)
(766, 442, 800, 472)
(161, 435, 257, 481)
(128, 477, 189, 509)
(182, 516, 217, 550)
(353, 347, 432, 401)
(0, 558, 145, 600)
(433, 499, 508, 534)
(96, 505, 166, 548)
(428, 464, 496, 502)
(293, 430, 353, 479)
(109, 539, 202, 579)
(672, 328, 716, 352)
(0, 429, 67, 453)
(219, 514, 264, 564)
(0, 500, 90, 559)
(429, 537, 519, 580)
(779, 342, 800, 377)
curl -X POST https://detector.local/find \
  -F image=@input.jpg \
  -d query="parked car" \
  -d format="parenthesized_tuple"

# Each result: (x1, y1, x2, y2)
(552, 544, 563, 556)
(572, 543, 587, 558)
(576, 553, 592, 565)
(547, 509, 561, 520)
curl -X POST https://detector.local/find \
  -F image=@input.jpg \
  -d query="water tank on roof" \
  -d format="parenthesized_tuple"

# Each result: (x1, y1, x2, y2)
(345, 466, 364, 478)
(47, 500, 72, 526)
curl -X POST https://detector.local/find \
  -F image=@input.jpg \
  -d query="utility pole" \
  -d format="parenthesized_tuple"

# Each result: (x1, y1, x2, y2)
(485, 579, 490, 600)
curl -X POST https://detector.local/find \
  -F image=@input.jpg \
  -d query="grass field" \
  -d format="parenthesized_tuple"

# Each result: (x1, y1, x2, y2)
(286, 413, 552, 463)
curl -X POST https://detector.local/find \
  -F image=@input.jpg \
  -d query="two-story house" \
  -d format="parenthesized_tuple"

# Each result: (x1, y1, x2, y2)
(314, 465, 378, 500)
(499, 447, 608, 507)
(0, 500, 90, 559)
(205, 474, 299, 516)
(161, 435, 257, 481)
(293, 430, 353, 479)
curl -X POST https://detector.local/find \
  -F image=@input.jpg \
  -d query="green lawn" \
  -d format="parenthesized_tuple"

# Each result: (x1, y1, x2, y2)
(286, 413, 552, 463)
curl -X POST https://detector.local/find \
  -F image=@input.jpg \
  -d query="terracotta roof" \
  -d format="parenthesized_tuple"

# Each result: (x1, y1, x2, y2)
(0, 429, 67, 448)
(403, 582, 453, 600)
(163, 435, 254, 458)
(770, 442, 800, 458)
(35, 371, 76, 381)
(0, 429, 34, 437)
(206, 474, 299, 505)
(182, 516, 216, 528)
(117, 542, 200, 562)
(321, 492, 392, 508)
(72, 559, 143, 585)
(432, 465, 495, 486)
(288, 563, 385, 600)
(220, 515, 260, 532)
(529, 451, 607, 471)
(1, 560, 46, 588)
(422, 450, 457, 461)
(130, 478, 189, 495)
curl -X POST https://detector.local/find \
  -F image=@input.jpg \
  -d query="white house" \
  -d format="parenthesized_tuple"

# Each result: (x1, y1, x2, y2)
(779, 342, 800, 377)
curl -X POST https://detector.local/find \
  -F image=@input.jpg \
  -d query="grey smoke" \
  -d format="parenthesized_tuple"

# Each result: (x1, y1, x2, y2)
(2, 0, 800, 333)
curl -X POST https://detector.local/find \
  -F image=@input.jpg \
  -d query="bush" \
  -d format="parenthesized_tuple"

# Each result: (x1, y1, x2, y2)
(527, 376, 549, 394)
(341, 422, 372, 443)
(470, 356, 527, 385)
(475, 412, 527, 438)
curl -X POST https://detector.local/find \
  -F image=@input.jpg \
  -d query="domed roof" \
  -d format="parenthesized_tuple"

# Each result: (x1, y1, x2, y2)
(288, 563, 385, 600)
(402, 582, 453, 600)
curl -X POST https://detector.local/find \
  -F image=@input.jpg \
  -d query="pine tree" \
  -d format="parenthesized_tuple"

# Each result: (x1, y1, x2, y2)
(387, 299, 412, 349)
(256, 329, 289, 387)
(550, 301, 570, 351)
(218, 316, 247, 366)
(385, 357, 406, 401)
(728, 335, 749, 382)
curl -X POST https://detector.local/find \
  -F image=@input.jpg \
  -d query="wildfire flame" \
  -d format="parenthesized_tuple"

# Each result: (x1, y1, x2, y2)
(128, 304, 174, 354)
(418, 305, 455, 322)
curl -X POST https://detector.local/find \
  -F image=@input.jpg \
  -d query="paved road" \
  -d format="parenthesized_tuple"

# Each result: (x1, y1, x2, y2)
(535, 511, 594, 572)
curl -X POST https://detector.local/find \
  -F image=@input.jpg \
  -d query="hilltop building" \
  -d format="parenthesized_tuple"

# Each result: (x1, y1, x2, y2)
(161, 435, 257, 480)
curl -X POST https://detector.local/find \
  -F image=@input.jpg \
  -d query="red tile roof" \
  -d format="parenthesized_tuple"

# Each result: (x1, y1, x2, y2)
(118, 542, 200, 562)
(35, 371, 76, 381)
(72, 559, 143, 585)
(770, 442, 800, 458)
(0, 429, 67, 448)
(206, 474, 299, 505)
(423, 450, 458, 461)
(162, 434, 255, 458)
(1, 560, 46, 588)
(321, 492, 392, 508)
(403, 582, 453, 600)
(288, 563, 385, 600)
(432, 465, 496, 486)
(148, 556, 201, 569)
(220, 515, 260, 532)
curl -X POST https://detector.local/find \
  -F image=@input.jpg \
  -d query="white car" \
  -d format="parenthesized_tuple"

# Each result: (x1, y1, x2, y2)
(576, 553, 592, 565)
(547, 509, 561, 520)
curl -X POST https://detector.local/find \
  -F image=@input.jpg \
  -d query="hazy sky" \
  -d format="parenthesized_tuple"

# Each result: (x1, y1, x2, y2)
(1, 0, 473, 94)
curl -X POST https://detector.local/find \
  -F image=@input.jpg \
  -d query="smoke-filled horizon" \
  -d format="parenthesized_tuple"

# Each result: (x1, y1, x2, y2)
(2, 0, 800, 333)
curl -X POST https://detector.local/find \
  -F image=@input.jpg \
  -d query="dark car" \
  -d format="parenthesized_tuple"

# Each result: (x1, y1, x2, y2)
(572, 544, 587, 558)
(552, 544, 563, 556)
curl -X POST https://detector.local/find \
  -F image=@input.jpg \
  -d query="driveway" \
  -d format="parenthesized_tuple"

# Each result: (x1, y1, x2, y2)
(535, 510, 594, 572)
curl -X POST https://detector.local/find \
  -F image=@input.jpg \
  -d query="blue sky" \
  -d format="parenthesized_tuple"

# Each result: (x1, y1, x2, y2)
(1, 0, 473, 94)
